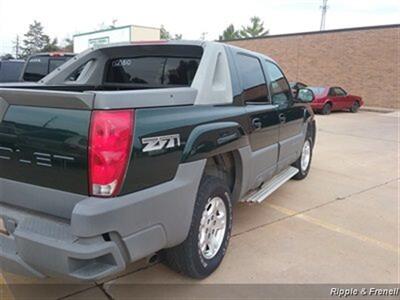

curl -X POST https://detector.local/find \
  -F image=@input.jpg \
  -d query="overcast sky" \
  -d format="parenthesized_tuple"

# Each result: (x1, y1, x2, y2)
(0, 0, 399, 55)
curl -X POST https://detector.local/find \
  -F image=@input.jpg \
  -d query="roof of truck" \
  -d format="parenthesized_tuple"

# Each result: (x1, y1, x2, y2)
(91, 40, 276, 63)
(92, 40, 205, 50)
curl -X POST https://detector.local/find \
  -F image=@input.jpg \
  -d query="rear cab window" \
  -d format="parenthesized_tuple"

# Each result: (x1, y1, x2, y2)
(105, 56, 201, 86)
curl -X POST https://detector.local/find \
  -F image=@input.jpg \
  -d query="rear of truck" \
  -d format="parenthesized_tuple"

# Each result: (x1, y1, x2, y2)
(0, 42, 209, 280)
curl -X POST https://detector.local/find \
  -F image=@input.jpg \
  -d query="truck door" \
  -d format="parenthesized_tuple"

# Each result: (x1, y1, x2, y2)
(234, 52, 280, 190)
(263, 60, 306, 172)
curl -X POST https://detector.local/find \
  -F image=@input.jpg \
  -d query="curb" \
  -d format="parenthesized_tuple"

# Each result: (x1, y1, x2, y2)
(360, 106, 396, 113)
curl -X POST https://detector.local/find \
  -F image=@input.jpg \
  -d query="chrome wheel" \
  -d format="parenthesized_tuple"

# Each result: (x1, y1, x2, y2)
(300, 140, 311, 172)
(198, 196, 227, 260)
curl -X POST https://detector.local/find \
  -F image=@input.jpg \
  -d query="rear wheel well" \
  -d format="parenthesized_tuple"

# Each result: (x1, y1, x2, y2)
(203, 152, 241, 202)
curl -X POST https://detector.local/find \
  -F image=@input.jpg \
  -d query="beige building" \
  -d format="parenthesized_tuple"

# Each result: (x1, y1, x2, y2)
(227, 24, 399, 109)
(73, 25, 161, 53)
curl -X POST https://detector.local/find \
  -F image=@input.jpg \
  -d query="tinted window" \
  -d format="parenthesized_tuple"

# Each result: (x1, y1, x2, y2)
(265, 61, 292, 106)
(23, 56, 71, 82)
(334, 87, 346, 96)
(0, 61, 24, 82)
(49, 59, 68, 73)
(236, 54, 268, 103)
(106, 57, 200, 86)
(23, 56, 49, 81)
(67, 60, 94, 82)
(164, 58, 199, 85)
(290, 82, 307, 89)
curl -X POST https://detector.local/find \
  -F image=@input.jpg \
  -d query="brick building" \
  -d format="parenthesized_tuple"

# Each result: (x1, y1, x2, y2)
(227, 24, 399, 109)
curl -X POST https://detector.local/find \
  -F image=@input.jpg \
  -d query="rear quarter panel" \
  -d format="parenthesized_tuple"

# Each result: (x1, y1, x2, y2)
(119, 105, 250, 195)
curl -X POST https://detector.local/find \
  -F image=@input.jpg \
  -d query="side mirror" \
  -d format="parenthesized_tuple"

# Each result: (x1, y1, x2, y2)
(296, 88, 315, 103)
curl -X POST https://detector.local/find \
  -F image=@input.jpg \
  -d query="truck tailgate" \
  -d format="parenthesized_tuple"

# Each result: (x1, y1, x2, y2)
(0, 89, 94, 216)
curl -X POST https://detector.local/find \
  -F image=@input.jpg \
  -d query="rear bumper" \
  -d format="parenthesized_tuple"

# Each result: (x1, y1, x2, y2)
(0, 160, 205, 281)
(0, 203, 126, 280)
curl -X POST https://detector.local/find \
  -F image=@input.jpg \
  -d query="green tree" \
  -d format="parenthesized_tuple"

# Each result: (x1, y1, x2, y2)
(219, 24, 240, 41)
(240, 16, 269, 38)
(42, 38, 61, 52)
(21, 21, 50, 57)
(0, 53, 14, 60)
(160, 25, 182, 40)
(173, 34, 183, 40)
(160, 25, 171, 39)
(61, 38, 74, 52)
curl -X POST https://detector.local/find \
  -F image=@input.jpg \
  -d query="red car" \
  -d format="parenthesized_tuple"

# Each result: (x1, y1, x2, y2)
(308, 86, 363, 115)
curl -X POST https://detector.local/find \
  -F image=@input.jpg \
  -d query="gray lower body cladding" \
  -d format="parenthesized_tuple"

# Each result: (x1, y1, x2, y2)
(0, 160, 206, 280)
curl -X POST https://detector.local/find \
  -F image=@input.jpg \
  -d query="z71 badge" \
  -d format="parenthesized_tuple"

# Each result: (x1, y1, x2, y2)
(142, 134, 181, 153)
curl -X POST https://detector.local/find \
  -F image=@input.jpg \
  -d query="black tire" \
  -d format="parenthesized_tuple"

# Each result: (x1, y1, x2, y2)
(164, 176, 232, 279)
(321, 103, 332, 115)
(292, 137, 313, 180)
(350, 101, 360, 113)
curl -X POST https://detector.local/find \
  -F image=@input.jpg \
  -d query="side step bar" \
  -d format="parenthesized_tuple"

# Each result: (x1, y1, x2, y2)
(240, 167, 299, 203)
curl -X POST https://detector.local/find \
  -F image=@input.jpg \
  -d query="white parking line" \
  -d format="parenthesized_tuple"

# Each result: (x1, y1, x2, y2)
(268, 203, 400, 254)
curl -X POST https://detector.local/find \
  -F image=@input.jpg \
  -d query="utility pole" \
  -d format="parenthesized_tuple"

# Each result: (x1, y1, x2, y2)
(15, 35, 20, 58)
(320, 0, 328, 31)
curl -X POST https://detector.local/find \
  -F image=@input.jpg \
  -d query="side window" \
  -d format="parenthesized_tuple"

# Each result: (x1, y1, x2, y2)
(236, 54, 269, 103)
(335, 87, 346, 96)
(264, 61, 292, 106)
(66, 60, 94, 82)
(328, 88, 336, 97)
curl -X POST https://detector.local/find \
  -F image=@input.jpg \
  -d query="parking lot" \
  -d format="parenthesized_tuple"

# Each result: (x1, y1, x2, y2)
(1, 110, 399, 299)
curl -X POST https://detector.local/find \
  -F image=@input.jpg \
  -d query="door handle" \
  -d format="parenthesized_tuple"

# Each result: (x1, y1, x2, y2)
(279, 113, 286, 124)
(252, 118, 262, 130)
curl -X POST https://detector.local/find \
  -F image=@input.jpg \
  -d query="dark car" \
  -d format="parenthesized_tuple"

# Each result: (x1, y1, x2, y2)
(0, 59, 25, 82)
(308, 86, 364, 114)
(21, 52, 75, 82)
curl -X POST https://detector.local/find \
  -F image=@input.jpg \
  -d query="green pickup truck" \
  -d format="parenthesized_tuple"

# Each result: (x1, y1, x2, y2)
(0, 41, 316, 280)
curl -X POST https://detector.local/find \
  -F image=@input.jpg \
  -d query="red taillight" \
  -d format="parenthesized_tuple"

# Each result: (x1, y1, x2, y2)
(88, 110, 134, 197)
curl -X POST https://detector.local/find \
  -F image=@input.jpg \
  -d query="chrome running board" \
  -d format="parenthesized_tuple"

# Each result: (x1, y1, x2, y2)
(240, 167, 299, 203)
